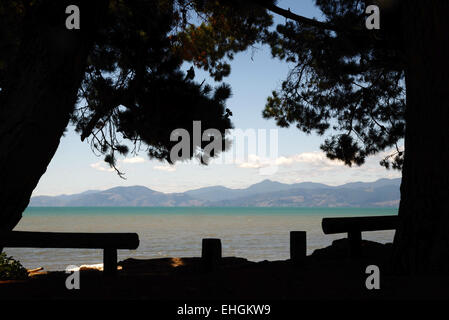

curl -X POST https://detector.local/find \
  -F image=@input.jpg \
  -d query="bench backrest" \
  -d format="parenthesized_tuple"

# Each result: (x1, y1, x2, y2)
(0, 231, 139, 249)
(322, 215, 398, 234)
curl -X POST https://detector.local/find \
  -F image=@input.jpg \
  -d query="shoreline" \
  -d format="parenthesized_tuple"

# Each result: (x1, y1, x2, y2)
(8, 207, 397, 271)
(3, 239, 448, 300)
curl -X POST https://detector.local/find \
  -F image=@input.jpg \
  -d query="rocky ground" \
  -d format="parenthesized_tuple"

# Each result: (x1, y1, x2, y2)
(1, 239, 448, 300)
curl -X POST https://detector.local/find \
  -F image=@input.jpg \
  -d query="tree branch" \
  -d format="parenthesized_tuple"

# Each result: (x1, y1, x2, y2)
(264, 2, 341, 32)
(243, 0, 364, 35)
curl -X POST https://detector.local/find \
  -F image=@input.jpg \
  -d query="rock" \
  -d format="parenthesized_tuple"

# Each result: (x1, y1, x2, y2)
(311, 238, 393, 260)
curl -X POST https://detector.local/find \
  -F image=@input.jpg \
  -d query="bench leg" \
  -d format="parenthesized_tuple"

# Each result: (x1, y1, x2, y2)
(348, 231, 362, 257)
(104, 248, 117, 276)
(290, 231, 307, 264)
(201, 238, 222, 271)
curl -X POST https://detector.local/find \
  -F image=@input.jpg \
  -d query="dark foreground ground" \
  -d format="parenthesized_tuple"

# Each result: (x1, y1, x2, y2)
(1, 239, 449, 300)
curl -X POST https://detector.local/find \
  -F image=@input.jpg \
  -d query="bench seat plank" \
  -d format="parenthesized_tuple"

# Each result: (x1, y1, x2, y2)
(0, 231, 139, 249)
(322, 215, 398, 234)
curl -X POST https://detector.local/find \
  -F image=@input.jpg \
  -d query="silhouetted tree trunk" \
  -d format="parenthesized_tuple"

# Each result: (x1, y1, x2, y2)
(0, 1, 107, 234)
(393, 1, 449, 274)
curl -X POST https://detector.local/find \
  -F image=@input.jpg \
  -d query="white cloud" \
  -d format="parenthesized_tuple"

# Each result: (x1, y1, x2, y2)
(90, 155, 145, 173)
(267, 148, 402, 185)
(236, 154, 268, 169)
(90, 161, 115, 172)
(274, 156, 294, 166)
(292, 152, 345, 167)
(237, 151, 345, 170)
(153, 165, 176, 172)
(239, 162, 264, 169)
(122, 156, 145, 164)
(234, 150, 404, 181)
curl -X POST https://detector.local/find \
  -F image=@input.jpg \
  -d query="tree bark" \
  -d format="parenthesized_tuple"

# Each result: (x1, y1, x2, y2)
(393, 1, 449, 274)
(0, 1, 107, 233)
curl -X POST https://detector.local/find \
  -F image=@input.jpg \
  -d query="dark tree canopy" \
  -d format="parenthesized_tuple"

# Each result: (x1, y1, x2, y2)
(1, 0, 449, 275)
(262, 0, 405, 169)
(0, 0, 273, 177)
(2, 0, 405, 174)
(71, 1, 239, 175)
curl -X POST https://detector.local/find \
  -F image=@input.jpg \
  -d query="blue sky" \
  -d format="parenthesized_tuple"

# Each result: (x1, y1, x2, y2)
(32, 0, 401, 196)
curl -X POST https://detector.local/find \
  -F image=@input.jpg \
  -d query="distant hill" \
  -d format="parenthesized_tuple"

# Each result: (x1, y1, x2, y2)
(31, 185, 202, 207)
(211, 185, 400, 207)
(30, 178, 401, 207)
(184, 179, 332, 202)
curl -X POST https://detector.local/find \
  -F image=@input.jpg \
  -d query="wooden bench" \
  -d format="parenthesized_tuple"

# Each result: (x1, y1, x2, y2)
(0, 231, 139, 275)
(321, 215, 398, 256)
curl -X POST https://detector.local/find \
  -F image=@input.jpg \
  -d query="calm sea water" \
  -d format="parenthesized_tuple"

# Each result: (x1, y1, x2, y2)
(5, 207, 397, 271)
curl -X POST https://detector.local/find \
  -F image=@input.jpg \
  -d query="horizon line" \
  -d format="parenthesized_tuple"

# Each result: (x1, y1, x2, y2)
(32, 177, 402, 198)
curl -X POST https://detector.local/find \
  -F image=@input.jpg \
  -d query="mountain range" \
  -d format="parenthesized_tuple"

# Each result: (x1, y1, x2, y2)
(30, 178, 401, 207)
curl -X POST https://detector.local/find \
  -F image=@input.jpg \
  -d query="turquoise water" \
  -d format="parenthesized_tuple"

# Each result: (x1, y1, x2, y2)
(6, 207, 397, 271)
(24, 206, 397, 216)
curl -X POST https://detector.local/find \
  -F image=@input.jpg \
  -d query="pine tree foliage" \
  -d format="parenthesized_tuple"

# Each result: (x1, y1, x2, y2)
(72, 1, 236, 176)
(1, 1, 273, 177)
(0, 0, 407, 175)
(262, 0, 405, 169)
